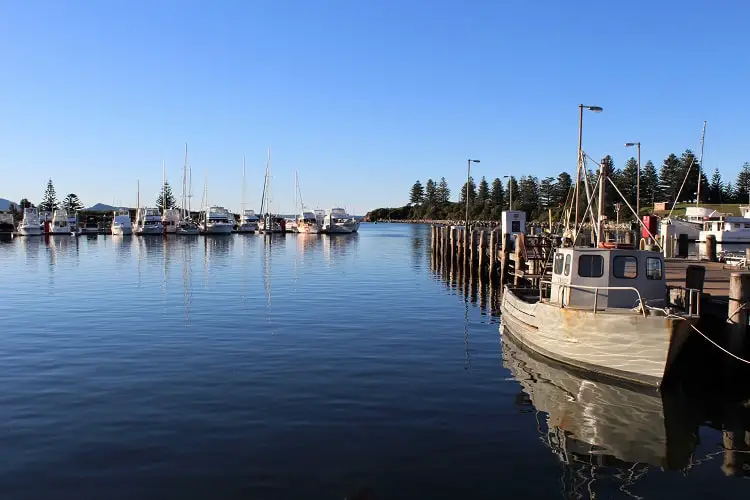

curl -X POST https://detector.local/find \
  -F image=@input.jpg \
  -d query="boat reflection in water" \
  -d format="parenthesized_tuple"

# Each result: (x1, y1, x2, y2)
(502, 335, 701, 489)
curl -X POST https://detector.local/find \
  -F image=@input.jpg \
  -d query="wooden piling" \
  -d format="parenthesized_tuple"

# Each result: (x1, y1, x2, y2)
(478, 230, 486, 272)
(489, 230, 498, 281)
(727, 272, 750, 366)
(449, 226, 457, 263)
(514, 233, 526, 286)
(500, 233, 510, 285)
(706, 234, 717, 262)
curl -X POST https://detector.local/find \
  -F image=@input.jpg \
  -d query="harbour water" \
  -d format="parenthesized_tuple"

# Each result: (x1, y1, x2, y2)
(0, 224, 748, 499)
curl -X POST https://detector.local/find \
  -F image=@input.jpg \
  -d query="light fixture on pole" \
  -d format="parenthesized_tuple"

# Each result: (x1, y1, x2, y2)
(575, 105, 603, 231)
(503, 175, 513, 210)
(625, 142, 641, 219)
(465, 159, 480, 257)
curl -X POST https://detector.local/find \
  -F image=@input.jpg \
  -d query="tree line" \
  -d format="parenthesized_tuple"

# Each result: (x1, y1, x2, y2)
(367, 151, 750, 222)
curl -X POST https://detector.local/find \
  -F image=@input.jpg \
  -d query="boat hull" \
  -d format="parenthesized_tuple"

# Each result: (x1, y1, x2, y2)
(500, 287, 693, 388)
(699, 230, 750, 243)
(134, 227, 163, 235)
(17, 226, 42, 236)
(201, 223, 234, 234)
(111, 227, 133, 236)
(297, 224, 321, 234)
(237, 223, 258, 233)
(324, 223, 354, 234)
(50, 228, 72, 235)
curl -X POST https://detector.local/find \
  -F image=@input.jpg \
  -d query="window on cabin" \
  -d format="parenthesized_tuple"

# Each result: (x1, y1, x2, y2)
(646, 257, 663, 280)
(554, 254, 564, 275)
(578, 255, 604, 278)
(613, 256, 637, 279)
(511, 221, 521, 233)
(564, 254, 572, 276)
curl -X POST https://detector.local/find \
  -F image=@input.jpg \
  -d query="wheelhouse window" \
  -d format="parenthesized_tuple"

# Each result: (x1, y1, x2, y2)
(646, 257, 663, 280)
(578, 255, 604, 278)
(564, 254, 572, 276)
(613, 256, 637, 279)
(554, 254, 564, 275)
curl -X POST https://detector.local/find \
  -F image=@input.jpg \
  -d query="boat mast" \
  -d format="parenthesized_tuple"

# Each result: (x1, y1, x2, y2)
(188, 166, 193, 216)
(242, 154, 246, 216)
(696, 120, 707, 207)
(597, 157, 606, 246)
(162, 159, 166, 216)
(183, 143, 188, 219)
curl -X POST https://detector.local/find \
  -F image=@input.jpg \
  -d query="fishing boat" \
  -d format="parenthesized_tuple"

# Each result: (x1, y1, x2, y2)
(134, 207, 163, 235)
(500, 160, 700, 390)
(110, 209, 133, 235)
(17, 208, 42, 236)
(50, 209, 72, 235)
(199, 206, 234, 234)
(322, 208, 359, 234)
(0, 212, 14, 234)
(258, 148, 283, 234)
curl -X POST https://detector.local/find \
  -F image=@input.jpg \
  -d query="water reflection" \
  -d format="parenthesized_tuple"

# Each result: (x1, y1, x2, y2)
(322, 232, 358, 263)
(502, 335, 750, 497)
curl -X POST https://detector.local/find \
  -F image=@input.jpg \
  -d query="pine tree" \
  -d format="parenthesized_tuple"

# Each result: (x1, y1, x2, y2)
(490, 178, 504, 208)
(735, 163, 750, 205)
(554, 172, 572, 207)
(539, 177, 555, 208)
(723, 181, 736, 204)
(39, 178, 59, 212)
(709, 168, 723, 203)
(436, 177, 450, 204)
(460, 176, 476, 204)
(156, 181, 177, 210)
(619, 157, 639, 207)
(425, 179, 437, 206)
(19, 198, 34, 210)
(659, 154, 681, 202)
(640, 160, 659, 207)
(507, 177, 519, 210)
(409, 180, 425, 205)
(476, 176, 490, 204)
(677, 149, 701, 202)
(62, 193, 84, 212)
(517, 176, 539, 216)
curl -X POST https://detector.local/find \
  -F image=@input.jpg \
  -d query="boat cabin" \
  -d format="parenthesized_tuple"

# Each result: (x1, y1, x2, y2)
(702, 216, 750, 233)
(549, 247, 665, 310)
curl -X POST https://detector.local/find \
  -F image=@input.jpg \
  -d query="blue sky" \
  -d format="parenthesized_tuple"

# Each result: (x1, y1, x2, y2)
(1, 0, 748, 213)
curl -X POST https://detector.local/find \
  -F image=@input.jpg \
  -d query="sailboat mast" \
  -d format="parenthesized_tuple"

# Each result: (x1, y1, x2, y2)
(242, 155, 247, 215)
(188, 166, 192, 215)
(696, 120, 707, 206)
(267, 147, 272, 216)
(183, 143, 188, 219)
(162, 160, 166, 216)
(294, 170, 298, 216)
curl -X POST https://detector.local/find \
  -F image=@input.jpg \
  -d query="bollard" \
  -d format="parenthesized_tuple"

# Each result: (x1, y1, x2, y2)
(706, 234, 717, 262)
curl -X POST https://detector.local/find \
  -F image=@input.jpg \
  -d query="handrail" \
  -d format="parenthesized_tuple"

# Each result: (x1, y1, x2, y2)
(540, 280, 647, 317)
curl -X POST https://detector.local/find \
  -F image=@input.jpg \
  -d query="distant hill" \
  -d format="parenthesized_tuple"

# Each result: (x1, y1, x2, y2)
(0, 198, 11, 211)
(85, 203, 118, 212)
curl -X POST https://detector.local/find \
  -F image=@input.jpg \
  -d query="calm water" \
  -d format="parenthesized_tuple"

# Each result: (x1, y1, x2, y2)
(0, 224, 748, 499)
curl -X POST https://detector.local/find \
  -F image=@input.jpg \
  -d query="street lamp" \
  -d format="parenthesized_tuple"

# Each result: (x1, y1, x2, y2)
(465, 159, 480, 257)
(576, 105, 603, 228)
(503, 175, 513, 210)
(625, 142, 641, 219)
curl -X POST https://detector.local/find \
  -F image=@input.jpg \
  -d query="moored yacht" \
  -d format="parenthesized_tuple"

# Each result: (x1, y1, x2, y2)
(50, 209, 72, 235)
(79, 215, 100, 234)
(162, 208, 180, 234)
(17, 208, 42, 236)
(322, 208, 359, 234)
(660, 206, 717, 241)
(237, 209, 259, 233)
(200, 206, 234, 234)
(284, 217, 298, 233)
(111, 209, 133, 236)
(297, 210, 323, 234)
(134, 207, 163, 235)
(698, 214, 750, 243)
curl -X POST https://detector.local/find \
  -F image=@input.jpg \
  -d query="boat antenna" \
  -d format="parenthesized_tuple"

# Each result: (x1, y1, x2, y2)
(696, 120, 707, 206)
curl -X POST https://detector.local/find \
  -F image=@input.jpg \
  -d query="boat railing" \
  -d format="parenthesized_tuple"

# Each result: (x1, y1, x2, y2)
(539, 281, 700, 317)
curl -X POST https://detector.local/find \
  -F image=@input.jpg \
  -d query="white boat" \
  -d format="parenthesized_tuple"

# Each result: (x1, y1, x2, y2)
(660, 206, 717, 241)
(67, 214, 78, 233)
(200, 206, 234, 234)
(237, 209, 259, 233)
(111, 209, 133, 235)
(162, 208, 180, 234)
(17, 208, 42, 236)
(258, 147, 284, 234)
(699, 215, 750, 243)
(176, 143, 199, 235)
(297, 210, 323, 234)
(134, 207, 163, 235)
(501, 245, 699, 389)
(322, 208, 359, 234)
(284, 217, 298, 233)
(50, 209, 72, 235)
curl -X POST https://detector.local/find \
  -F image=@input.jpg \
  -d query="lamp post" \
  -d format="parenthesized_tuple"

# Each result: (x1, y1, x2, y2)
(625, 142, 641, 219)
(576, 105, 603, 228)
(465, 159, 480, 257)
(503, 175, 513, 210)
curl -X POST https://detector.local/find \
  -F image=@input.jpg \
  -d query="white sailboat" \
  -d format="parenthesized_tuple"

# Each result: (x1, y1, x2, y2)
(176, 144, 199, 235)
(237, 155, 259, 233)
(134, 179, 163, 235)
(259, 147, 282, 234)
(295, 172, 322, 234)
